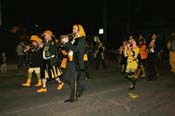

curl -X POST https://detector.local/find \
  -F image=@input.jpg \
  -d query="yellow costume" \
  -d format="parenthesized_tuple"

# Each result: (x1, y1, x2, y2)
(125, 46, 139, 74)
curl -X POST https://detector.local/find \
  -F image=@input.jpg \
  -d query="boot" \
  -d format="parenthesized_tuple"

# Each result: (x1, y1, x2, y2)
(57, 82, 64, 90)
(129, 79, 136, 90)
(135, 68, 141, 79)
(121, 64, 125, 74)
(34, 79, 42, 87)
(22, 79, 31, 87)
(37, 88, 47, 93)
(140, 67, 146, 78)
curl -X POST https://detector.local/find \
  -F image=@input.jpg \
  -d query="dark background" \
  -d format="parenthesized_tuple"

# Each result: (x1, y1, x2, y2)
(1, 0, 175, 62)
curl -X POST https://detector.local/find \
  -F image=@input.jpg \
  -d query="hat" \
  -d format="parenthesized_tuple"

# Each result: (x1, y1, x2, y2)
(41, 30, 54, 37)
(30, 35, 42, 43)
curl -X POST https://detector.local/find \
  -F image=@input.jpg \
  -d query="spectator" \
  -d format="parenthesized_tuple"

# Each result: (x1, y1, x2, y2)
(1, 52, 7, 72)
(16, 41, 25, 69)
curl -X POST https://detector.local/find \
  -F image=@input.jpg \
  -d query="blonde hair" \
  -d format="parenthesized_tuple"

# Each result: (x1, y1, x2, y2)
(73, 24, 86, 37)
(60, 35, 69, 44)
(60, 35, 69, 40)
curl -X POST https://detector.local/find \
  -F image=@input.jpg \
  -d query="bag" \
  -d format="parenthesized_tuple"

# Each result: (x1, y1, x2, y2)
(83, 53, 88, 61)
(60, 58, 67, 68)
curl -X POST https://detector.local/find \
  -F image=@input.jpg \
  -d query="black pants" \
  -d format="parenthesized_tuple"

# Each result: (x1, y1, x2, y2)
(123, 72, 136, 89)
(64, 62, 77, 101)
(77, 62, 90, 79)
(147, 54, 157, 80)
(96, 58, 106, 70)
(65, 62, 85, 101)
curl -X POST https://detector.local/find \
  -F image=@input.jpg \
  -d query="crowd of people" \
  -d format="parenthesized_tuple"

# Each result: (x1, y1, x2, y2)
(118, 33, 175, 93)
(14, 24, 106, 103)
(1, 24, 175, 101)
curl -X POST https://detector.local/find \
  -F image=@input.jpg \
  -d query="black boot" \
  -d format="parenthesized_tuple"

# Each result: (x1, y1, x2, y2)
(129, 79, 136, 90)
(64, 98, 75, 103)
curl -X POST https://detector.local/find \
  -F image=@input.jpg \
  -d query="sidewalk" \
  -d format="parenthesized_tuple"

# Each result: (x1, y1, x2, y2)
(7, 64, 18, 70)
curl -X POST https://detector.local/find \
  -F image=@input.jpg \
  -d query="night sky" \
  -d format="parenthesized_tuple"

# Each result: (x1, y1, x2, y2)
(2, 1, 175, 41)
(2, 0, 105, 34)
(1, 0, 175, 59)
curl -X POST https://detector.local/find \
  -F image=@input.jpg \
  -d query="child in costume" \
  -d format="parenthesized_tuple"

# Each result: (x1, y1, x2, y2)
(37, 30, 64, 93)
(123, 36, 140, 90)
(22, 35, 43, 87)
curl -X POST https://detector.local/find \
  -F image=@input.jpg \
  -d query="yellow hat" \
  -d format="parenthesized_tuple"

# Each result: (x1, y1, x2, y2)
(41, 30, 54, 37)
(30, 35, 42, 43)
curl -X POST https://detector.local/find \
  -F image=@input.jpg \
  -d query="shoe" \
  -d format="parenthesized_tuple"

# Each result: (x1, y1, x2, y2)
(37, 88, 47, 93)
(140, 74, 146, 78)
(22, 83, 30, 87)
(64, 99, 74, 103)
(21, 79, 31, 87)
(129, 83, 135, 90)
(57, 82, 64, 90)
(78, 89, 85, 97)
(129, 86, 135, 90)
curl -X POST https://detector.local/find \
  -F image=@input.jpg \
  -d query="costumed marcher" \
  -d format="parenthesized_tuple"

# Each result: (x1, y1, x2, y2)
(71, 24, 86, 96)
(37, 30, 64, 93)
(137, 34, 148, 78)
(71, 40, 91, 80)
(22, 35, 43, 87)
(118, 40, 128, 74)
(56, 37, 68, 82)
(60, 35, 81, 103)
(151, 33, 162, 77)
(123, 36, 140, 91)
(146, 39, 158, 81)
(83, 43, 91, 80)
(72, 24, 86, 71)
(123, 36, 140, 99)
(95, 42, 107, 70)
(167, 33, 175, 73)
(167, 32, 175, 85)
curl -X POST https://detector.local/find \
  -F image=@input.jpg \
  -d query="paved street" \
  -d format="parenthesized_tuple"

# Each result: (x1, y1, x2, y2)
(0, 59, 175, 116)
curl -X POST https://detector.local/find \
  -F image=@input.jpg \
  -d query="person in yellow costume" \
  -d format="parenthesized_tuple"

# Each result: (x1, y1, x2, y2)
(37, 30, 64, 93)
(167, 32, 175, 74)
(123, 36, 140, 90)
(167, 32, 175, 87)
(22, 35, 43, 87)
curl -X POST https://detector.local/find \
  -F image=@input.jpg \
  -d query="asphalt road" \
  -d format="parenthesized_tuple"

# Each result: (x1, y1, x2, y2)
(0, 59, 175, 116)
